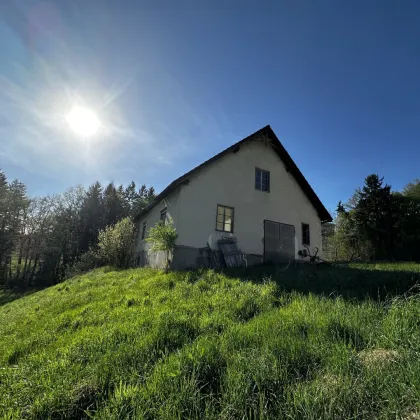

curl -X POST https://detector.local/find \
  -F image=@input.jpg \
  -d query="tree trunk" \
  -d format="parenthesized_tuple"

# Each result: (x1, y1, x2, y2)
(15, 238, 24, 283)
(22, 237, 32, 283)
(28, 254, 39, 288)
(8, 256, 12, 283)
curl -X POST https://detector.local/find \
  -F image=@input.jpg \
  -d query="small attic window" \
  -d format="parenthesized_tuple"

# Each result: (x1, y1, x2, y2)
(255, 168, 270, 192)
(160, 208, 167, 225)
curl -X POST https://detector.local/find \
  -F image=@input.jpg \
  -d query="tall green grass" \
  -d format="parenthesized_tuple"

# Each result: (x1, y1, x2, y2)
(0, 264, 419, 419)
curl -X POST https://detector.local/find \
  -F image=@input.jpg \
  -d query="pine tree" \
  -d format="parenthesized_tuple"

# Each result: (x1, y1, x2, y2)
(79, 182, 104, 254)
(354, 175, 398, 259)
(103, 183, 127, 227)
(124, 181, 139, 212)
(336, 201, 345, 213)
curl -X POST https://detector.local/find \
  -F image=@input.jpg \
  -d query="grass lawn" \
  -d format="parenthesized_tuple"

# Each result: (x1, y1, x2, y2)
(0, 263, 419, 419)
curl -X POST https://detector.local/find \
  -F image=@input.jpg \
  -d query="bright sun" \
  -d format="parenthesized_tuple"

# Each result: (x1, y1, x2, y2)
(66, 106, 100, 137)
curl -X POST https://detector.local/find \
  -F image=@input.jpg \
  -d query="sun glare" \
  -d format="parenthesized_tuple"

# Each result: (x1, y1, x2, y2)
(66, 106, 100, 137)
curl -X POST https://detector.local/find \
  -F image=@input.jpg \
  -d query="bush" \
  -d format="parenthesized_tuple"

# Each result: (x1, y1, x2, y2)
(98, 218, 136, 268)
(146, 222, 178, 271)
(66, 248, 103, 278)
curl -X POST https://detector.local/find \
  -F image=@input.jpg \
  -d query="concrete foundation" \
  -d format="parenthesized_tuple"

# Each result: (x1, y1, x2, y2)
(246, 254, 264, 266)
(135, 246, 264, 270)
(172, 246, 202, 269)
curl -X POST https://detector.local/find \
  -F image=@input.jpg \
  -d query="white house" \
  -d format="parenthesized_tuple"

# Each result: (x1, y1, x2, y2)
(134, 125, 332, 269)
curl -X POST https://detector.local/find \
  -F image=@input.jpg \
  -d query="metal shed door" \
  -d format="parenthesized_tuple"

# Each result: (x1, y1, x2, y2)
(264, 221, 295, 263)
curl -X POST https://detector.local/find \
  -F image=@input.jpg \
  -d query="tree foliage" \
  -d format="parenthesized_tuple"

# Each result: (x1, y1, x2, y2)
(324, 175, 420, 262)
(98, 217, 136, 268)
(0, 169, 155, 289)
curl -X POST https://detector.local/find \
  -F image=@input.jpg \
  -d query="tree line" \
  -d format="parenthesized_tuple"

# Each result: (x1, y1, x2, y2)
(323, 174, 420, 262)
(0, 169, 155, 289)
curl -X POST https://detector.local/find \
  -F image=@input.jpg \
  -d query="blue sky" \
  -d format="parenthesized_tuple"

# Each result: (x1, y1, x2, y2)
(1, 0, 420, 213)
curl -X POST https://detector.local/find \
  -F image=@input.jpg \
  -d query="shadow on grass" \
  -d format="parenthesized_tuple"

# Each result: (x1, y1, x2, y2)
(223, 263, 420, 301)
(0, 288, 36, 307)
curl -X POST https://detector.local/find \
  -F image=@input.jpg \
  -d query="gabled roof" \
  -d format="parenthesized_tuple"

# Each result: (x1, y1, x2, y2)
(136, 125, 332, 222)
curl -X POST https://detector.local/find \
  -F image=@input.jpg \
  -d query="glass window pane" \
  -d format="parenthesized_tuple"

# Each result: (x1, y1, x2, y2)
(255, 169, 261, 189)
(216, 205, 234, 232)
(256, 169, 270, 191)
(262, 171, 269, 191)
(302, 224, 310, 244)
(160, 212, 167, 225)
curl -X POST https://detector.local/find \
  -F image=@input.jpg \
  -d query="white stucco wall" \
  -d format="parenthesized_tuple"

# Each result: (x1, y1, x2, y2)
(135, 138, 324, 264)
(174, 140, 323, 258)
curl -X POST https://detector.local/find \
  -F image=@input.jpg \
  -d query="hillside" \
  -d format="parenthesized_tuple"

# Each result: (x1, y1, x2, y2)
(1, 264, 420, 419)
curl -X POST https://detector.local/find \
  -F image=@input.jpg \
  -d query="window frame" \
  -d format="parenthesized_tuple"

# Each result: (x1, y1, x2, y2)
(255, 168, 270, 192)
(215, 204, 234, 233)
(160, 207, 167, 225)
(141, 221, 147, 239)
(302, 223, 310, 246)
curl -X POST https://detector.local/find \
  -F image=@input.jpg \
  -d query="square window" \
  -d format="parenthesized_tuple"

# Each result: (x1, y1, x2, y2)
(216, 205, 234, 233)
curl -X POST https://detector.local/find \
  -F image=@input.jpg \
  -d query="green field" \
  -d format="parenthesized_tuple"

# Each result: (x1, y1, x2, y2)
(1, 263, 419, 419)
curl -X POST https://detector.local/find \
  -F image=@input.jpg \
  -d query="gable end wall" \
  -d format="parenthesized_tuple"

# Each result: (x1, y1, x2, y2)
(175, 139, 323, 258)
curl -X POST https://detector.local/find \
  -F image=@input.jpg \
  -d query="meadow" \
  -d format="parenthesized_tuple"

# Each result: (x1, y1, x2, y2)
(0, 263, 419, 419)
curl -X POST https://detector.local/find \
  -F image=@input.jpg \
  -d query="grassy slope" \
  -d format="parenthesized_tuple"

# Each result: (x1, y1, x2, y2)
(0, 264, 419, 419)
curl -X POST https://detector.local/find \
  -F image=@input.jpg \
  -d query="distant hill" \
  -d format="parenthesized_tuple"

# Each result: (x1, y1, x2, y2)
(1, 264, 419, 419)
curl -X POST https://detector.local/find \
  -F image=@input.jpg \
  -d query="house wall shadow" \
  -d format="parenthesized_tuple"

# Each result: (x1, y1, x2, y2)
(223, 263, 420, 302)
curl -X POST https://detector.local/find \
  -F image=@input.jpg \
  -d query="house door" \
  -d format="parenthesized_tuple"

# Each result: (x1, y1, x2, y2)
(264, 220, 295, 263)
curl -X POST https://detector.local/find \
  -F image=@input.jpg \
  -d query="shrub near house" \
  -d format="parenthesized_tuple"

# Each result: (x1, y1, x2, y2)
(145, 221, 178, 271)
